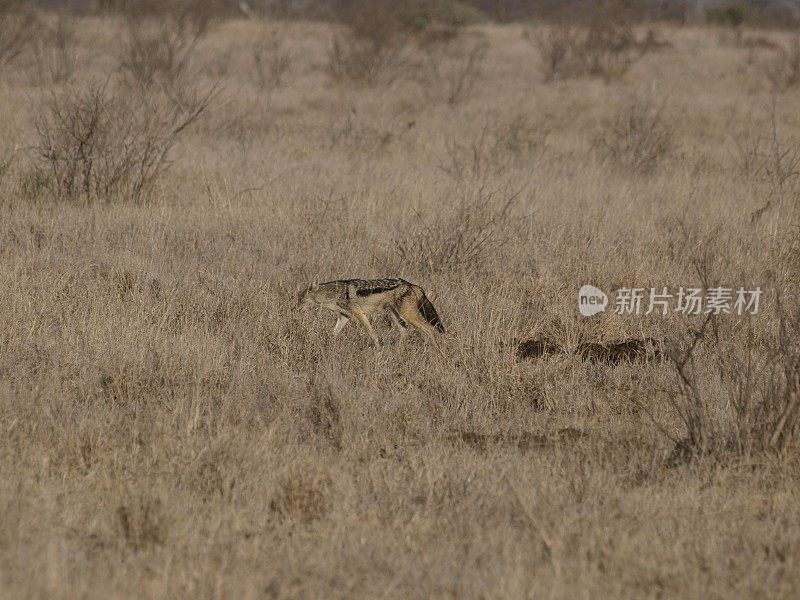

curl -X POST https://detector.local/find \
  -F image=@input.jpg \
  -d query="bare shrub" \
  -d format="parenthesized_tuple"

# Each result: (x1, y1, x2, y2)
(418, 37, 487, 104)
(31, 15, 78, 85)
(439, 115, 550, 181)
(33, 81, 216, 204)
(730, 101, 800, 190)
(594, 95, 673, 173)
(327, 108, 416, 154)
(667, 304, 800, 463)
(0, 0, 36, 68)
(393, 187, 521, 274)
(120, 7, 209, 89)
(731, 100, 800, 223)
(731, 123, 767, 179)
(495, 114, 551, 162)
(326, 1, 412, 87)
(767, 35, 800, 90)
(527, 6, 654, 83)
(525, 24, 582, 81)
(440, 123, 506, 182)
(252, 29, 291, 93)
(581, 5, 647, 82)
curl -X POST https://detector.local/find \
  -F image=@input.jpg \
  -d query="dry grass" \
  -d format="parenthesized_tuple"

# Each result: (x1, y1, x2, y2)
(1, 8, 800, 599)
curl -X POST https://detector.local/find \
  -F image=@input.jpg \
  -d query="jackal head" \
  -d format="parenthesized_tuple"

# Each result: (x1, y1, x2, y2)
(295, 283, 319, 310)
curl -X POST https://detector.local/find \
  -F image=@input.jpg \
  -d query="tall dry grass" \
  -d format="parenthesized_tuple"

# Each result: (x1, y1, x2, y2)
(1, 5, 800, 599)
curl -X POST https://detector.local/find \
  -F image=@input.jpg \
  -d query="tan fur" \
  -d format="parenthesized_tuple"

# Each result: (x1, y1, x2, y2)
(297, 278, 445, 357)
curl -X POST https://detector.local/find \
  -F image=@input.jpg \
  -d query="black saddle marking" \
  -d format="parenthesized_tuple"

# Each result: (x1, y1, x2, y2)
(355, 285, 397, 297)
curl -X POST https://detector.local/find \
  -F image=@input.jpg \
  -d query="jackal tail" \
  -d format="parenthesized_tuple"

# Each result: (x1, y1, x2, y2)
(418, 292, 444, 333)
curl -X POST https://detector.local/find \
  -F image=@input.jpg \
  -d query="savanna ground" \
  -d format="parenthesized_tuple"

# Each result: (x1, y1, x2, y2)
(1, 1, 800, 597)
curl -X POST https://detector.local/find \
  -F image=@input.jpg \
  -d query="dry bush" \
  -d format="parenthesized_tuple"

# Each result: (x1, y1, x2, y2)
(439, 116, 549, 181)
(30, 15, 78, 86)
(327, 33, 408, 88)
(392, 187, 520, 274)
(0, 0, 36, 68)
(327, 108, 416, 154)
(767, 35, 800, 90)
(327, 0, 413, 87)
(528, 5, 653, 83)
(327, 1, 486, 92)
(120, 7, 210, 90)
(525, 24, 582, 81)
(667, 305, 800, 463)
(731, 101, 800, 191)
(494, 114, 551, 162)
(252, 29, 291, 93)
(594, 95, 673, 173)
(440, 123, 507, 181)
(32, 81, 216, 204)
(581, 4, 648, 82)
(418, 37, 487, 104)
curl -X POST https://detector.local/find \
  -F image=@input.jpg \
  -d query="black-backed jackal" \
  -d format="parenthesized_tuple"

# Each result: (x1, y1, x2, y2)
(296, 278, 445, 357)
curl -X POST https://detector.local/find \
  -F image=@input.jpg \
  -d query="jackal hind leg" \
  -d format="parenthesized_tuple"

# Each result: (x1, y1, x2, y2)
(352, 310, 381, 348)
(397, 297, 446, 358)
(389, 307, 408, 344)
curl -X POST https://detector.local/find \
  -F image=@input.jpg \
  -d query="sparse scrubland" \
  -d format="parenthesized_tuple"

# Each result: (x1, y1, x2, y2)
(1, 0, 800, 597)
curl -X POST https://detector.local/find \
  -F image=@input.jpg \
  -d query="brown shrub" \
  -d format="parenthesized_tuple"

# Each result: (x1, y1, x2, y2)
(326, 0, 413, 87)
(30, 14, 78, 85)
(582, 3, 647, 82)
(418, 36, 487, 104)
(392, 187, 520, 274)
(528, 5, 655, 83)
(667, 304, 800, 462)
(526, 24, 583, 81)
(439, 115, 549, 181)
(767, 35, 800, 91)
(252, 28, 292, 93)
(120, 6, 210, 89)
(33, 80, 216, 204)
(0, 0, 36, 68)
(594, 95, 673, 173)
(730, 99, 800, 197)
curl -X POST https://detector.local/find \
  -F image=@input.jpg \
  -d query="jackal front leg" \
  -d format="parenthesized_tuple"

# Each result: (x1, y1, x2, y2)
(332, 315, 349, 336)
